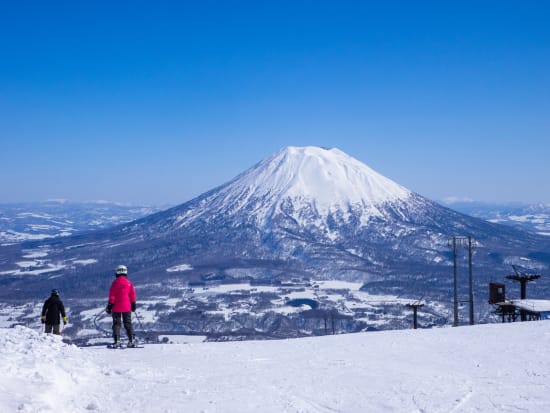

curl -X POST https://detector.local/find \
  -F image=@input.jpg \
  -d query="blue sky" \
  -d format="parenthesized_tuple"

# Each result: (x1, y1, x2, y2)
(1, 1, 549, 205)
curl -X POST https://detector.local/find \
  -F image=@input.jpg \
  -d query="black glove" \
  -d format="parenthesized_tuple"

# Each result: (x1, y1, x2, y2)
(106, 303, 113, 314)
(41, 316, 45, 324)
(131, 302, 136, 312)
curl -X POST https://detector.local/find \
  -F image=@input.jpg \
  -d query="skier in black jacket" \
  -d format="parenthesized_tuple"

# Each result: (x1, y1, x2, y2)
(41, 289, 68, 335)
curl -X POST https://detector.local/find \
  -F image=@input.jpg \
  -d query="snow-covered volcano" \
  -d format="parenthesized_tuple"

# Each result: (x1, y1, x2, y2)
(1, 146, 550, 303)
(206, 146, 411, 220)
(174, 146, 418, 234)
(239, 147, 410, 205)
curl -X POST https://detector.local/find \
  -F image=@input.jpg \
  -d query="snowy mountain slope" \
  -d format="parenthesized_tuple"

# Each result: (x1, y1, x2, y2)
(19, 147, 545, 281)
(0, 200, 165, 243)
(1, 146, 550, 337)
(448, 201, 550, 236)
(2, 322, 550, 412)
(180, 146, 412, 226)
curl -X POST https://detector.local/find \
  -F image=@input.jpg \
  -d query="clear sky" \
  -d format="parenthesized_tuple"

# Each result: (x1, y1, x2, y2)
(1, 1, 549, 205)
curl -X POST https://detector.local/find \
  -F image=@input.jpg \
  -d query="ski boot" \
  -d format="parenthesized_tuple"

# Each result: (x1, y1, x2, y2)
(127, 335, 137, 348)
(110, 335, 121, 349)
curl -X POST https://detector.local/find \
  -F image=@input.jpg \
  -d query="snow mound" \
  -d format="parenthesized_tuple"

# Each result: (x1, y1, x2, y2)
(0, 326, 102, 412)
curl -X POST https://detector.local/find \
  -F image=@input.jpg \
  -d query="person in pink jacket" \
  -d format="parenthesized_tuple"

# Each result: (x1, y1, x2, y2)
(106, 264, 137, 347)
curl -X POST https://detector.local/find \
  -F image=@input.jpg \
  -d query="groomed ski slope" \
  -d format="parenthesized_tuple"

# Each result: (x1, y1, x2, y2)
(1, 322, 550, 413)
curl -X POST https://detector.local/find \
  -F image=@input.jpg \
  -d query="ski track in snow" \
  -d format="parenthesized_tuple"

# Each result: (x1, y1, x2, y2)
(2, 322, 550, 412)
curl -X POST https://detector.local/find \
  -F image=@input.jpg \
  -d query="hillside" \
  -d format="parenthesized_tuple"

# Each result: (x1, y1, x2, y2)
(0, 200, 165, 243)
(2, 322, 550, 412)
(2, 147, 549, 292)
(2, 147, 550, 339)
(449, 202, 550, 237)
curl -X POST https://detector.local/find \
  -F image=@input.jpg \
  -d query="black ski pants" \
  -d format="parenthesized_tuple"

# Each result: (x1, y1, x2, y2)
(112, 311, 134, 341)
(45, 324, 61, 335)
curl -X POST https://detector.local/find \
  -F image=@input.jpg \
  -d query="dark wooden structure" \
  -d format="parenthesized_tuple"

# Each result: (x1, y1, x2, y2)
(489, 282, 506, 304)
(494, 300, 550, 322)
(494, 302, 518, 322)
(490, 267, 549, 323)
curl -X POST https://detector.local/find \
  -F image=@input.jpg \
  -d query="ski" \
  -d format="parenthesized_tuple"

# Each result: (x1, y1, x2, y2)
(107, 342, 144, 349)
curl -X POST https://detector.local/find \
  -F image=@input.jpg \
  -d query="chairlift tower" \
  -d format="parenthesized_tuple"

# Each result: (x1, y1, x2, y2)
(406, 302, 424, 329)
(506, 265, 541, 321)
(506, 265, 541, 300)
(448, 236, 476, 326)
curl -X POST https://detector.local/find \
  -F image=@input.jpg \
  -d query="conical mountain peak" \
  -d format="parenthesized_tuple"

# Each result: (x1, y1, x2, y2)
(177, 146, 416, 228)
(222, 146, 411, 210)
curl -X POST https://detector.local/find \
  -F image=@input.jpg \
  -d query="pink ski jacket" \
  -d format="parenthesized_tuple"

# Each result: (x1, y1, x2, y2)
(108, 276, 136, 313)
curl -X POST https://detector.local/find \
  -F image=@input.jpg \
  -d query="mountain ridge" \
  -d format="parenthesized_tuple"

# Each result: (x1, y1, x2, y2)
(170, 146, 413, 232)
(1, 146, 549, 327)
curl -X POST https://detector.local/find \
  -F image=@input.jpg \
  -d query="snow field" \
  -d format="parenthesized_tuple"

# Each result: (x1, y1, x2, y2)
(2, 321, 550, 412)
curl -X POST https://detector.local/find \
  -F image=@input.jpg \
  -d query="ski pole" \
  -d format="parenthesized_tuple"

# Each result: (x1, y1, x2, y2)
(93, 308, 111, 337)
(134, 311, 150, 342)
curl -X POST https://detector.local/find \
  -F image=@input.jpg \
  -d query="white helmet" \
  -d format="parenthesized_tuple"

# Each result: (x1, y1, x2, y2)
(115, 265, 128, 276)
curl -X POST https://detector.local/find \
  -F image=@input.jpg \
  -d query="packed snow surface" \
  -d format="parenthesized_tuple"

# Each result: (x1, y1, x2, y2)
(2, 322, 550, 412)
